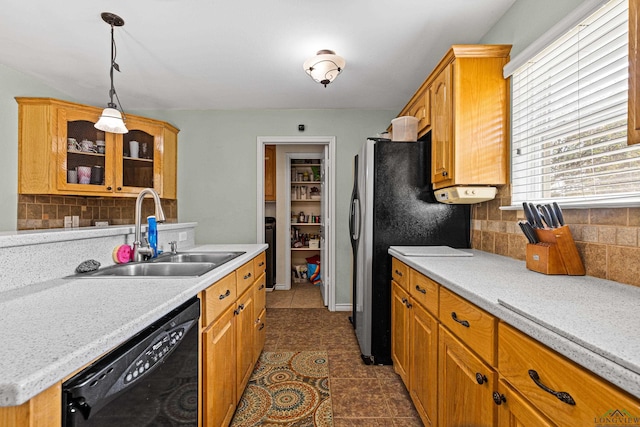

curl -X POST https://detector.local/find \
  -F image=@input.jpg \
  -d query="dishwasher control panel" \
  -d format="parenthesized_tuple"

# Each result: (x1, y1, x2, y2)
(123, 325, 187, 384)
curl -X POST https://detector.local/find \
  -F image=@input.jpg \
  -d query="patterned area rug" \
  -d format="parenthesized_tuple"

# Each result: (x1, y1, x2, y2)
(231, 351, 333, 426)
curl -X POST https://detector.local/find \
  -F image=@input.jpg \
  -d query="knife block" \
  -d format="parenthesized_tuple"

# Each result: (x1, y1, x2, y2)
(526, 225, 585, 276)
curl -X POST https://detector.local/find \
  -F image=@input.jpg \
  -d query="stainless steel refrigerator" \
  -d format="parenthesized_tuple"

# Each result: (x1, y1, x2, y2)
(349, 137, 470, 365)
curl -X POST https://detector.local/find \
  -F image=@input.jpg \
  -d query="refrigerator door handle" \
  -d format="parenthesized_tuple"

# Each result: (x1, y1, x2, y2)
(350, 198, 361, 241)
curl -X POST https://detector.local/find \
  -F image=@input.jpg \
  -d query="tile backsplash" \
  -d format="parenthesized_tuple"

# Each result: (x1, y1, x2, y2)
(471, 185, 640, 287)
(18, 194, 177, 230)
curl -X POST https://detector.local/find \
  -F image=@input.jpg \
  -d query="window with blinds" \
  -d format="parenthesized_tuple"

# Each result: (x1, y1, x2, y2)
(511, 0, 640, 207)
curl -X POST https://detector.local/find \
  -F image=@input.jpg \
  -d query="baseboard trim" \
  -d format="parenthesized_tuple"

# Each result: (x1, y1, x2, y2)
(334, 303, 352, 312)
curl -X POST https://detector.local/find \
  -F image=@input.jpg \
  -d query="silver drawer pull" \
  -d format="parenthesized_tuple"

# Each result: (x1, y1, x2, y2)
(219, 289, 231, 300)
(244, 272, 252, 280)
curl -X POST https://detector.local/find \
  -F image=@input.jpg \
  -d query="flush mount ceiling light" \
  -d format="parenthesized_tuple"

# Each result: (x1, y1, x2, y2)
(94, 12, 128, 134)
(303, 49, 345, 87)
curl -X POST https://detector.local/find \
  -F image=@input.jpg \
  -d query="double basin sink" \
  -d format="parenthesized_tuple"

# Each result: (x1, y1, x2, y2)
(74, 251, 245, 278)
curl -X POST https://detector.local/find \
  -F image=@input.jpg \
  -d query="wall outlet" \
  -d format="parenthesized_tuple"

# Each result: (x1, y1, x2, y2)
(179, 232, 187, 242)
(64, 216, 72, 228)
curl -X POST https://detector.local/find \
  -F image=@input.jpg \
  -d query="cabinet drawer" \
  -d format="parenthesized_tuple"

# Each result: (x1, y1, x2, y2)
(253, 251, 266, 277)
(409, 269, 439, 316)
(439, 287, 496, 365)
(236, 260, 255, 295)
(499, 323, 640, 426)
(391, 258, 410, 290)
(203, 272, 237, 326)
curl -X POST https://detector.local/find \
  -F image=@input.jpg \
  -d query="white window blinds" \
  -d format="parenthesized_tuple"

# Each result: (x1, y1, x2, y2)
(511, 0, 640, 207)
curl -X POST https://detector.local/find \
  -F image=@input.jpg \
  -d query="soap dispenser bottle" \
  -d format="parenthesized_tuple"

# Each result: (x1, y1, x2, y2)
(147, 215, 158, 258)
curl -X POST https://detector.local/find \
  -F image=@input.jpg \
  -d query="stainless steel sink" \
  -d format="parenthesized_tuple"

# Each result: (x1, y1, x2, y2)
(152, 251, 245, 266)
(70, 251, 245, 278)
(74, 262, 217, 278)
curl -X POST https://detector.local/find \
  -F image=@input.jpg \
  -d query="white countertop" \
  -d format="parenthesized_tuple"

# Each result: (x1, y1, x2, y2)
(388, 247, 640, 400)
(0, 243, 267, 407)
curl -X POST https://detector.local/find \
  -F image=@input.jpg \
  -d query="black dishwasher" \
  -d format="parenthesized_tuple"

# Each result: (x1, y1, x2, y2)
(62, 298, 200, 426)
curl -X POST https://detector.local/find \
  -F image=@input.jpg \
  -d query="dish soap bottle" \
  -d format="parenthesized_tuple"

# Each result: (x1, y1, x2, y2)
(147, 215, 158, 258)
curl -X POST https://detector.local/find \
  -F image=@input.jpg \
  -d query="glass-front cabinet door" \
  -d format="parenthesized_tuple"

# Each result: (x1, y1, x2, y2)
(57, 107, 115, 194)
(117, 119, 161, 195)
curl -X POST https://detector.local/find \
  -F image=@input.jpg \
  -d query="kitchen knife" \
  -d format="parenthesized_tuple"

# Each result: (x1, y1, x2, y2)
(545, 204, 560, 227)
(522, 202, 538, 228)
(538, 204, 557, 228)
(528, 203, 544, 228)
(517, 221, 530, 243)
(518, 220, 538, 243)
(552, 202, 565, 226)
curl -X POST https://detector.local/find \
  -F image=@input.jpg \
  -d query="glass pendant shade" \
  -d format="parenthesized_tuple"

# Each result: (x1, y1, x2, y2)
(303, 49, 345, 87)
(95, 12, 128, 134)
(95, 107, 128, 134)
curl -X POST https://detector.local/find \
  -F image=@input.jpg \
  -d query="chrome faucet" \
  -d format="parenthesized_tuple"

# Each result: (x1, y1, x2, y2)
(133, 188, 166, 262)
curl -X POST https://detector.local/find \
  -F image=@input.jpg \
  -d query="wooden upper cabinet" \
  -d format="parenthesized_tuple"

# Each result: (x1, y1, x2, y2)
(396, 45, 511, 190)
(431, 64, 453, 187)
(264, 145, 276, 201)
(399, 86, 431, 138)
(629, 0, 640, 145)
(17, 97, 179, 198)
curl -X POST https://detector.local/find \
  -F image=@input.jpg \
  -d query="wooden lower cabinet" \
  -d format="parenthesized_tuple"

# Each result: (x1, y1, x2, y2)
(439, 327, 497, 427)
(409, 302, 438, 427)
(202, 304, 237, 427)
(0, 385, 61, 427)
(499, 323, 640, 427)
(235, 286, 255, 402)
(201, 253, 267, 427)
(494, 379, 554, 427)
(391, 281, 410, 386)
(393, 276, 439, 427)
(391, 257, 640, 427)
(253, 272, 267, 363)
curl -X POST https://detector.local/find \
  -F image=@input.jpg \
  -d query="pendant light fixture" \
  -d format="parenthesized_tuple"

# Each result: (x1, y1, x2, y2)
(303, 49, 345, 87)
(94, 12, 128, 134)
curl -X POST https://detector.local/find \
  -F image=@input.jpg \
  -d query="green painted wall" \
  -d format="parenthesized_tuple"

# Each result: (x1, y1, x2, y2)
(140, 108, 395, 305)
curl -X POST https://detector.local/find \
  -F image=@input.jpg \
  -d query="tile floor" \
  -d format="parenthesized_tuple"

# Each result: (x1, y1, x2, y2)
(264, 285, 423, 426)
(266, 281, 325, 309)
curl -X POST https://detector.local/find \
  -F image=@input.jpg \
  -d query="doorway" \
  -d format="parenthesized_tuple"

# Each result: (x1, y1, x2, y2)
(256, 136, 336, 311)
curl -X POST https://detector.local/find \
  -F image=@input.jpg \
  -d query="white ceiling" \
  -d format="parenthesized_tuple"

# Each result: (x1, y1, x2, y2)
(1, 0, 516, 111)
